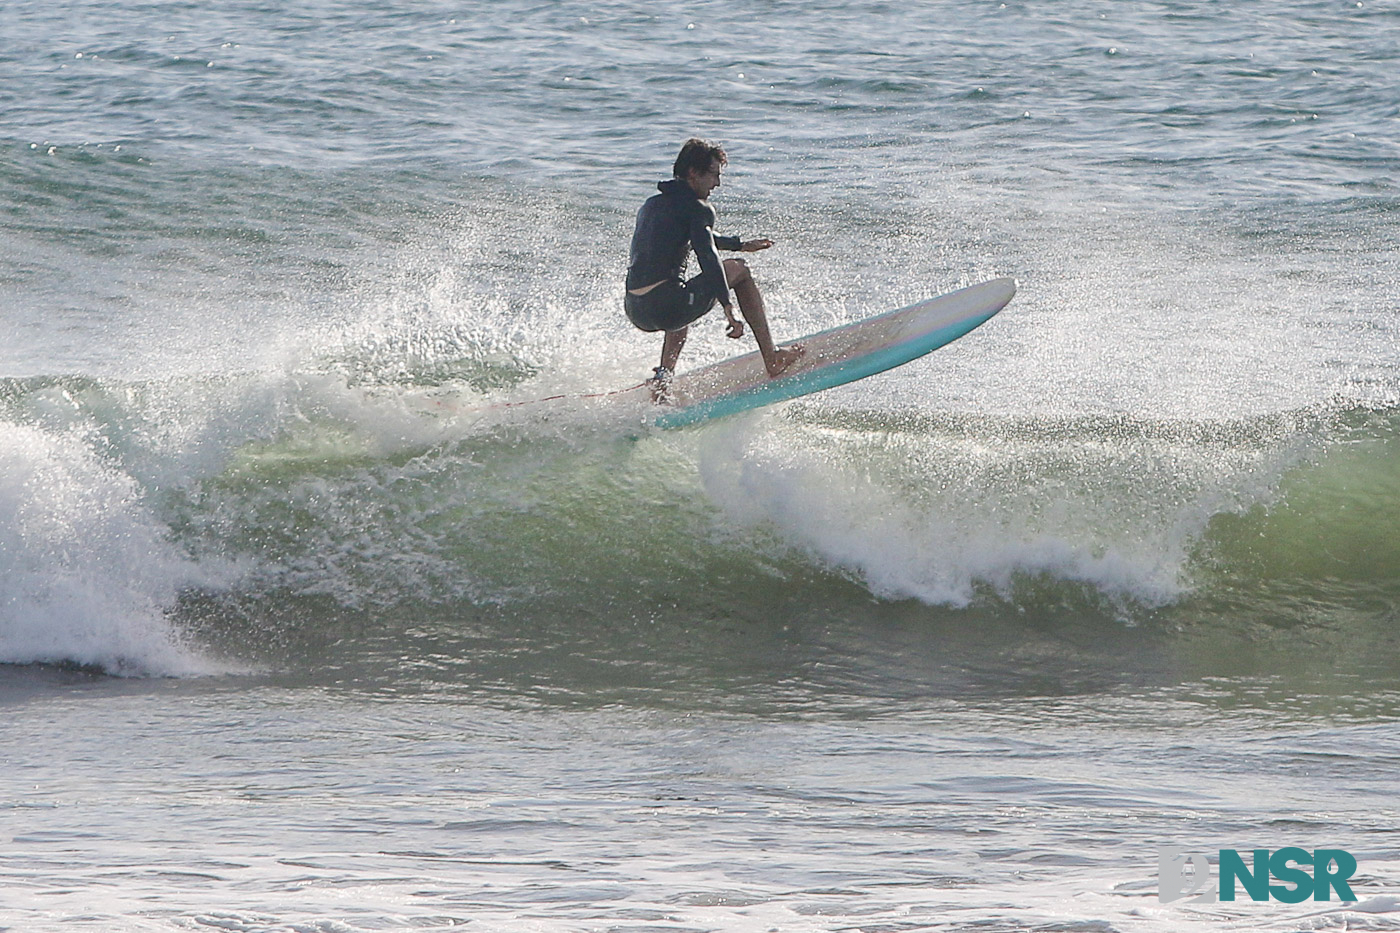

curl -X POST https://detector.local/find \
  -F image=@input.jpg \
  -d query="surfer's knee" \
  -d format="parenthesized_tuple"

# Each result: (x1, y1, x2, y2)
(723, 258, 751, 284)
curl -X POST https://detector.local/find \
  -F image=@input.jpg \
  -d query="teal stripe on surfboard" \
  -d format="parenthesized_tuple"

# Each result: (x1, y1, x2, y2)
(653, 277, 1016, 428)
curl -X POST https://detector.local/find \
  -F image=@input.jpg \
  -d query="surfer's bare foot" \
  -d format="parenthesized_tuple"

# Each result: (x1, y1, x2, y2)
(765, 344, 804, 378)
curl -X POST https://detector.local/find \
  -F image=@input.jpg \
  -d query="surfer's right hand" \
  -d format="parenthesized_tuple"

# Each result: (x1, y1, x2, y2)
(724, 312, 744, 339)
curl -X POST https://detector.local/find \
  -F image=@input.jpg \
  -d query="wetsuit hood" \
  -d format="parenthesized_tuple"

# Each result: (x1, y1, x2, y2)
(658, 177, 697, 199)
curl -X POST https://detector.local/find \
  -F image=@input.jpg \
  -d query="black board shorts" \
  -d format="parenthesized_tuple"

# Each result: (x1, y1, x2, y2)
(625, 277, 717, 333)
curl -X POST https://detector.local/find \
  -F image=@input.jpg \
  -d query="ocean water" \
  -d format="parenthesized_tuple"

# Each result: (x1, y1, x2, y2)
(2, 0, 1399, 929)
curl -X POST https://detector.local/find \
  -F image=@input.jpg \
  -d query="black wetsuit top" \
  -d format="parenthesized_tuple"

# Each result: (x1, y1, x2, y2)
(626, 178, 742, 308)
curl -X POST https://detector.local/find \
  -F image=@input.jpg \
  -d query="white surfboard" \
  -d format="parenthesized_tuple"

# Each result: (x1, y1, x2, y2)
(400, 278, 1014, 428)
(634, 277, 1015, 426)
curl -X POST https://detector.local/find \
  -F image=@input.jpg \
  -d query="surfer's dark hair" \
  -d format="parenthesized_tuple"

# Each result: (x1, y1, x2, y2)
(673, 138, 727, 178)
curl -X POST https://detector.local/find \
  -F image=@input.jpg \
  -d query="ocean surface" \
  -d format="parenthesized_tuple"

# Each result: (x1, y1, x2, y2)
(2, 0, 1399, 929)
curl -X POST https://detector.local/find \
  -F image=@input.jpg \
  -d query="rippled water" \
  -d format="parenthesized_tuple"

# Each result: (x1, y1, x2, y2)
(2, 0, 1399, 930)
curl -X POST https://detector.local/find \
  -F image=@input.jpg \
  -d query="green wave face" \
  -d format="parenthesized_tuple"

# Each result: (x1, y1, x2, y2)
(4, 363, 1395, 694)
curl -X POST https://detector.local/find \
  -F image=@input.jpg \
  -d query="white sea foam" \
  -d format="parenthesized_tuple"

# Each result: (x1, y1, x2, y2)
(0, 421, 226, 675)
(694, 411, 1309, 609)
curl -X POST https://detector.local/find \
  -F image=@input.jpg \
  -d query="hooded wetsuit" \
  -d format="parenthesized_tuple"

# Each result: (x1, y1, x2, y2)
(625, 178, 743, 333)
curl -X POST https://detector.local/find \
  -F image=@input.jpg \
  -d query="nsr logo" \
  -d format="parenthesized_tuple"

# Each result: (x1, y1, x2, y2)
(1159, 848, 1358, 904)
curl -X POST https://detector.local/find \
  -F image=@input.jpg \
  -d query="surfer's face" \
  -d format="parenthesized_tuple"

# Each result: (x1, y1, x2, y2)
(687, 160, 723, 199)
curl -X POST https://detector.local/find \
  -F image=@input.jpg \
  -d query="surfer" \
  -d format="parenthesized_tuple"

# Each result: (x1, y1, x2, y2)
(626, 138, 802, 400)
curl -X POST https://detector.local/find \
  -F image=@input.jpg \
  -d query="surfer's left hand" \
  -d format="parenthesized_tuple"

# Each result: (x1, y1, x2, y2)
(725, 315, 744, 338)
(740, 238, 773, 252)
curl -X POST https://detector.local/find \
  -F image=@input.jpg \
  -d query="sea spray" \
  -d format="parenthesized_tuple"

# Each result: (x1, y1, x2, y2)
(0, 420, 219, 674)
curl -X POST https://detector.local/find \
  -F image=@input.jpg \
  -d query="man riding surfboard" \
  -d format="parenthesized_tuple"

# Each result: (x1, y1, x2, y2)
(625, 138, 802, 400)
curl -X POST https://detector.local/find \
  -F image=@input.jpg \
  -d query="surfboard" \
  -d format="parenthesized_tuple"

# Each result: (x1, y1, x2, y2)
(395, 277, 1013, 428)
(638, 277, 1015, 427)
